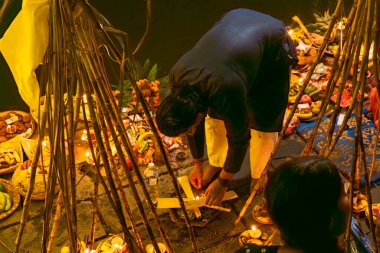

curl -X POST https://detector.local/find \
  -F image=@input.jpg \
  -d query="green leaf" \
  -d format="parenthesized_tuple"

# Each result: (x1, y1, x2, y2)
(158, 74, 169, 85)
(147, 63, 158, 82)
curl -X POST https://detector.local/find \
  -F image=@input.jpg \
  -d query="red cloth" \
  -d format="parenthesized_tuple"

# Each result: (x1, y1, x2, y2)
(369, 87, 379, 126)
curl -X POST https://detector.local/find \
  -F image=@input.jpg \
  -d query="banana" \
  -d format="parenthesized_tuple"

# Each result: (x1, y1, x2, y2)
(312, 107, 321, 115)
(295, 112, 314, 120)
(6, 152, 14, 159)
(0, 193, 6, 212)
(3, 193, 11, 211)
(4, 154, 10, 164)
(9, 158, 16, 165)
(13, 151, 21, 163)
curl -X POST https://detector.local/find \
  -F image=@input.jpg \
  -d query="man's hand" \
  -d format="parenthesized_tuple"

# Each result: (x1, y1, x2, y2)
(190, 160, 203, 189)
(205, 178, 228, 206)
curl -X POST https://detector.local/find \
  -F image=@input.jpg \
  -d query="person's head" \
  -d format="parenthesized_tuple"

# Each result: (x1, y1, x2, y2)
(265, 156, 349, 252)
(156, 84, 205, 137)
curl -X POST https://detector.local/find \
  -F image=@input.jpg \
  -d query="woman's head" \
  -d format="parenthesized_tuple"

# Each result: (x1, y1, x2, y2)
(156, 84, 205, 137)
(265, 156, 349, 252)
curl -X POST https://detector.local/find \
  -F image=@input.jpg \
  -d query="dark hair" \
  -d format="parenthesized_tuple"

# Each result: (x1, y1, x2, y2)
(155, 84, 205, 137)
(265, 156, 344, 253)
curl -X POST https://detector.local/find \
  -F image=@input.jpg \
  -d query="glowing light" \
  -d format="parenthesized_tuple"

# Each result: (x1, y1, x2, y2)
(42, 141, 47, 147)
(288, 29, 293, 35)
(83, 94, 88, 104)
(195, 196, 200, 200)
(86, 151, 90, 157)
(251, 225, 256, 231)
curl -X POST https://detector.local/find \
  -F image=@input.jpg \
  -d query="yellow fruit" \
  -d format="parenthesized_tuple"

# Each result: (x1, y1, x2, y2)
(295, 112, 314, 120)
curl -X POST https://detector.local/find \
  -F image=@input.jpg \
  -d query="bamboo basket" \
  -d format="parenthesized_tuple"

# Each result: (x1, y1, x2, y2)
(0, 178, 21, 220)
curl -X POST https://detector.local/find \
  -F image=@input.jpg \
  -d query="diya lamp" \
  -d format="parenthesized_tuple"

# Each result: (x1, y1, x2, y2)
(145, 242, 167, 253)
(85, 151, 94, 164)
(110, 236, 124, 253)
(238, 225, 263, 246)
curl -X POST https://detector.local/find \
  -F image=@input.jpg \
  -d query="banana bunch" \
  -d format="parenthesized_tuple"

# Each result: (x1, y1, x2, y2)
(0, 150, 21, 168)
(289, 27, 311, 45)
(0, 183, 12, 213)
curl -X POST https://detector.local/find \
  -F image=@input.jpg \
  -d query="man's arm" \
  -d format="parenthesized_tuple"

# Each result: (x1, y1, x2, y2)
(186, 117, 205, 160)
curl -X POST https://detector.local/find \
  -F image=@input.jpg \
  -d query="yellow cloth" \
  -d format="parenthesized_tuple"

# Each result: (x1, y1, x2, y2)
(205, 116, 278, 179)
(0, 0, 49, 119)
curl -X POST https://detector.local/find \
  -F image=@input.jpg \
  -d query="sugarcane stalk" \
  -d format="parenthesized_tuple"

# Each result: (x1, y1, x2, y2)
(97, 108, 144, 252)
(322, 4, 366, 154)
(84, 68, 162, 253)
(77, 11, 176, 252)
(301, 0, 361, 156)
(90, 171, 98, 250)
(132, 0, 151, 55)
(326, 18, 364, 157)
(370, 0, 380, 179)
(15, 88, 49, 253)
(86, 12, 198, 250)
(80, 70, 137, 252)
(47, 192, 63, 253)
(283, 0, 344, 152)
(73, 79, 83, 132)
(324, 12, 367, 157)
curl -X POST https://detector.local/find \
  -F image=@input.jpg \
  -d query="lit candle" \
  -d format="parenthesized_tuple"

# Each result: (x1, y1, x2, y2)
(85, 151, 94, 164)
(83, 94, 88, 104)
(195, 196, 200, 200)
(288, 29, 293, 35)
(250, 225, 262, 239)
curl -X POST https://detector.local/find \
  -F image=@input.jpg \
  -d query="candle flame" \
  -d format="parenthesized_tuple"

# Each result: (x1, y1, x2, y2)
(288, 29, 293, 35)
(195, 196, 200, 200)
(86, 151, 90, 157)
(251, 225, 256, 231)
(83, 94, 88, 103)
(83, 130, 87, 134)
(42, 141, 47, 147)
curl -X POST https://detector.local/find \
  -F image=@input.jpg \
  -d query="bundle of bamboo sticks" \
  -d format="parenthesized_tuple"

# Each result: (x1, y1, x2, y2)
(12, 0, 198, 252)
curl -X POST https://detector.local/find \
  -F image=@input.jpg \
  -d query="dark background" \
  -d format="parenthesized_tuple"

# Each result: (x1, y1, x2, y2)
(0, 0, 352, 111)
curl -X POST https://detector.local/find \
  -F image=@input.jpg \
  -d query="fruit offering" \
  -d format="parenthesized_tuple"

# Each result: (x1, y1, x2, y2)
(0, 183, 12, 213)
(0, 111, 33, 143)
(0, 149, 22, 169)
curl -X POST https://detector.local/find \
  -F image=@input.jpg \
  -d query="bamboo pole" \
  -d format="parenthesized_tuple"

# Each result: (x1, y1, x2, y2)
(47, 192, 63, 253)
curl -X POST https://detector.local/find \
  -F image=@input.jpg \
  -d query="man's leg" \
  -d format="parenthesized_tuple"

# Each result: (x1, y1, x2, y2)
(203, 116, 228, 187)
(249, 129, 278, 191)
